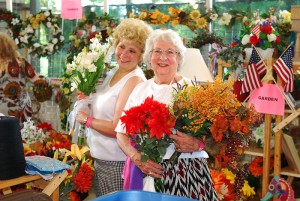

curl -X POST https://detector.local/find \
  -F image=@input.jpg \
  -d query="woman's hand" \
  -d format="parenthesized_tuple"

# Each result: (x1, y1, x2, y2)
(131, 152, 163, 178)
(77, 91, 88, 100)
(170, 130, 202, 153)
(76, 111, 89, 125)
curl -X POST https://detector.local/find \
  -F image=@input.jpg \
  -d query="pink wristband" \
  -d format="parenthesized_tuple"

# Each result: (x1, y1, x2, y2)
(199, 141, 205, 150)
(86, 116, 94, 128)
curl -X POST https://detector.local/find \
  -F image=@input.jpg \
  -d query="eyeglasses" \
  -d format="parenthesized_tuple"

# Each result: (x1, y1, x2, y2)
(150, 49, 179, 57)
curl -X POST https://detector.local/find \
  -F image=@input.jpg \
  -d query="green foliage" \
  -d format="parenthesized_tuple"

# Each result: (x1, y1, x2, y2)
(187, 29, 225, 49)
(217, 45, 244, 70)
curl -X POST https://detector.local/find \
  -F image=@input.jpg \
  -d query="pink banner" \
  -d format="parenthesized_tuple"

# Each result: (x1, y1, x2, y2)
(248, 83, 285, 115)
(61, 0, 82, 20)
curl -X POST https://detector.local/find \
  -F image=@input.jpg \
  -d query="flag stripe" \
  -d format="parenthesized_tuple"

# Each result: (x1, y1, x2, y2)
(241, 47, 265, 94)
(272, 46, 294, 92)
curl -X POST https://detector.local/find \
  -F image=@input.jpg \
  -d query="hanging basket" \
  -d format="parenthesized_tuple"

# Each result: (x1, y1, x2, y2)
(33, 80, 52, 102)
(244, 47, 274, 60)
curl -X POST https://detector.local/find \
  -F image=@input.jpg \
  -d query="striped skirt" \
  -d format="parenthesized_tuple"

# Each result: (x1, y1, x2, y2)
(160, 158, 218, 201)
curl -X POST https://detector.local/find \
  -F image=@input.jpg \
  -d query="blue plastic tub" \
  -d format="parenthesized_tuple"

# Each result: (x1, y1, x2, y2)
(91, 190, 195, 201)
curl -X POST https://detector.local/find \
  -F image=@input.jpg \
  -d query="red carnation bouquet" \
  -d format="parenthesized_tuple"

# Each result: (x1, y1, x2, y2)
(120, 96, 176, 191)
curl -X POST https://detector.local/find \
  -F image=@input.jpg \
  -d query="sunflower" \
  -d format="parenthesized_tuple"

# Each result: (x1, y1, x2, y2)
(189, 9, 201, 20)
(196, 17, 208, 29)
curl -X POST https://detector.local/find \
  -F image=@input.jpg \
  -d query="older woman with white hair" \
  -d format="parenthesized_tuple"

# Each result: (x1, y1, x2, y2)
(116, 29, 217, 201)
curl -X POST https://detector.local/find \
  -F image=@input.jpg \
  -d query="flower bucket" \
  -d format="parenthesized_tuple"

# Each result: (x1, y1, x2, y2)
(244, 47, 274, 60)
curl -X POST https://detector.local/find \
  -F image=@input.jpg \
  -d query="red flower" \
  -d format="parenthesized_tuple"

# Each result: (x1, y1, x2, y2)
(69, 191, 81, 201)
(260, 25, 273, 35)
(276, 37, 281, 44)
(37, 122, 52, 131)
(250, 35, 260, 46)
(73, 162, 94, 193)
(231, 41, 238, 47)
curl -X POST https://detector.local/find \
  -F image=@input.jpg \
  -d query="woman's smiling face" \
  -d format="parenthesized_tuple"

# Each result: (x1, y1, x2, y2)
(115, 39, 142, 71)
(150, 39, 180, 80)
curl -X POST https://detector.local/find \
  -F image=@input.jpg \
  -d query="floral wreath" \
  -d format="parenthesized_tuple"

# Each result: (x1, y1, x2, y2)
(67, 12, 119, 63)
(0, 8, 22, 40)
(17, 10, 64, 57)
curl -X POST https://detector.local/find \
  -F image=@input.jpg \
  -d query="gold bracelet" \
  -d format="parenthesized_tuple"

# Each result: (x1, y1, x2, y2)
(83, 116, 88, 124)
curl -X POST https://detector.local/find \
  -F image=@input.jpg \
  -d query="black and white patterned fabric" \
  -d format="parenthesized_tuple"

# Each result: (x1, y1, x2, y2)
(92, 159, 125, 197)
(160, 158, 218, 201)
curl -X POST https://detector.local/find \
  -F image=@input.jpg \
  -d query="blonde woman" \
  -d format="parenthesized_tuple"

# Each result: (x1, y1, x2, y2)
(75, 18, 153, 196)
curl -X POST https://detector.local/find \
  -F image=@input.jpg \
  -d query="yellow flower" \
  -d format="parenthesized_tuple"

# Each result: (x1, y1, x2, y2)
(31, 21, 39, 29)
(129, 12, 135, 18)
(189, 9, 201, 20)
(241, 181, 256, 197)
(61, 144, 90, 162)
(74, 39, 81, 47)
(222, 168, 235, 184)
(196, 17, 208, 29)
(139, 11, 148, 20)
(150, 10, 170, 25)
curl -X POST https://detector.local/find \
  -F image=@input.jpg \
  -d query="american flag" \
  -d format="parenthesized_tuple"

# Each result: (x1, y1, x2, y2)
(241, 48, 266, 94)
(273, 46, 294, 92)
(251, 24, 261, 37)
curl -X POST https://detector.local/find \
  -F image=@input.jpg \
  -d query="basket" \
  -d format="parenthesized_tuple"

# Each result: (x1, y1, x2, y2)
(33, 79, 52, 102)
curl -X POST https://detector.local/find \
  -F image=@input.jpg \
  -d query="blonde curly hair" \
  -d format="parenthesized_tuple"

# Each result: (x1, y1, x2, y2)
(0, 33, 18, 61)
(112, 18, 153, 56)
(0, 33, 19, 71)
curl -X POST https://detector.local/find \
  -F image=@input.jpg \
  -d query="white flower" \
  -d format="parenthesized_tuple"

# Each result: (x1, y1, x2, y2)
(210, 14, 218, 21)
(15, 38, 19, 45)
(46, 43, 54, 53)
(46, 22, 52, 28)
(242, 16, 248, 22)
(218, 13, 232, 25)
(44, 11, 50, 16)
(21, 118, 48, 144)
(11, 18, 20, 25)
(241, 34, 250, 45)
(60, 36, 64, 42)
(52, 38, 58, 44)
(25, 25, 34, 34)
(20, 35, 29, 43)
(267, 33, 277, 42)
(33, 43, 41, 48)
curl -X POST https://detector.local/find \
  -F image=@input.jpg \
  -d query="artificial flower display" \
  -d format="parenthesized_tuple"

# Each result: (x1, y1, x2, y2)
(170, 76, 262, 200)
(66, 35, 112, 96)
(21, 118, 49, 145)
(120, 96, 175, 191)
(17, 10, 64, 57)
(129, 5, 216, 31)
(210, 168, 256, 201)
(60, 144, 94, 201)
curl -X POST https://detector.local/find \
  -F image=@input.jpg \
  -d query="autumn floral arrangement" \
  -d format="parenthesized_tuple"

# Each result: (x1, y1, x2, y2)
(22, 120, 94, 201)
(17, 10, 64, 57)
(120, 96, 175, 191)
(210, 168, 256, 200)
(246, 156, 274, 195)
(170, 76, 263, 200)
(129, 4, 217, 31)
